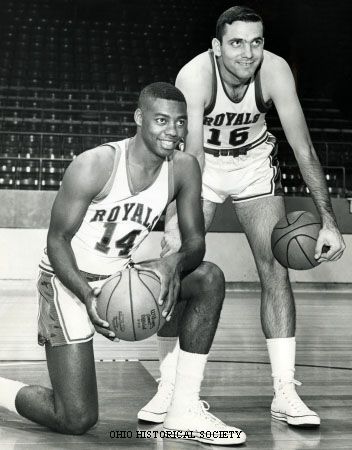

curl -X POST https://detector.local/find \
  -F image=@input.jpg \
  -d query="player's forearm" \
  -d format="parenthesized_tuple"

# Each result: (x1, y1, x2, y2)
(296, 148, 337, 227)
(47, 234, 92, 303)
(176, 236, 205, 272)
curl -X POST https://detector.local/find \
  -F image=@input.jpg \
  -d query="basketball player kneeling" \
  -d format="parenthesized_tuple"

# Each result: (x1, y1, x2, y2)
(0, 83, 245, 445)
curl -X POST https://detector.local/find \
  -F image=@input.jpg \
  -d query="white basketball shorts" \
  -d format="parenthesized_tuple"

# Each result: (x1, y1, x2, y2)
(37, 268, 110, 347)
(202, 133, 283, 204)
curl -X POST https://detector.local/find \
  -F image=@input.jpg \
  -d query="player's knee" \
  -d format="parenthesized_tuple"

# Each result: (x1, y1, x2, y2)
(256, 255, 289, 287)
(197, 262, 225, 297)
(61, 408, 98, 435)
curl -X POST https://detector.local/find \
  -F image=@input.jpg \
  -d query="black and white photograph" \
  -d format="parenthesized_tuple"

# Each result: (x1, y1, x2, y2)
(0, 0, 351, 448)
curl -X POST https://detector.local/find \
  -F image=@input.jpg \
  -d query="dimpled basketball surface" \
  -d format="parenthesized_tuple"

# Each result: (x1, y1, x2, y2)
(97, 268, 164, 341)
(271, 211, 321, 270)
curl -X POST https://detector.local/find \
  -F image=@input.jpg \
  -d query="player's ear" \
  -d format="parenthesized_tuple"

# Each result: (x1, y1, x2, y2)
(134, 108, 142, 126)
(212, 38, 222, 57)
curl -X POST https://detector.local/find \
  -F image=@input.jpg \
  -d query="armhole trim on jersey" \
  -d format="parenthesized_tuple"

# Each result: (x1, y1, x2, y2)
(92, 144, 121, 202)
(167, 157, 175, 205)
(204, 50, 217, 115)
(254, 66, 273, 113)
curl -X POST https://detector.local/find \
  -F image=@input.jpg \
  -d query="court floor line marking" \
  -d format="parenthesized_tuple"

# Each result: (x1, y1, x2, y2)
(2, 359, 352, 371)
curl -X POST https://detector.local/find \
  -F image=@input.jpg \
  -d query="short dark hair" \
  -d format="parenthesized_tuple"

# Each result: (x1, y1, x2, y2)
(138, 82, 186, 109)
(216, 6, 263, 42)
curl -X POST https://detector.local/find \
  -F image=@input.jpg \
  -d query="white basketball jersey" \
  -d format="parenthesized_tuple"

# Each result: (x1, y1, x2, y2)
(41, 138, 173, 275)
(203, 50, 272, 150)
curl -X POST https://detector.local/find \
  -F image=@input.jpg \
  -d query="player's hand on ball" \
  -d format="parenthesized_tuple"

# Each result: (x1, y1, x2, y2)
(315, 225, 345, 263)
(160, 231, 181, 258)
(134, 255, 181, 322)
(85, 286, 117, 340)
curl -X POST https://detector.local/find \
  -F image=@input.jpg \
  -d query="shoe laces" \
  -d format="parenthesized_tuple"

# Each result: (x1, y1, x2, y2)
(156, 378, 174, 401)
(192, 400, 228, 429)
(277, 379, 313, 413)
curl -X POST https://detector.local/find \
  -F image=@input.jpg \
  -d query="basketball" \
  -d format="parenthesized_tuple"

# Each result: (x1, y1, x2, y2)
(271, 211, 322, 270)
(97, 268, 165, 341)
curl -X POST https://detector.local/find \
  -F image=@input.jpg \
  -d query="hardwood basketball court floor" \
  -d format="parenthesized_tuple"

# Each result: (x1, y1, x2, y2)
(0, 282, 351, 449)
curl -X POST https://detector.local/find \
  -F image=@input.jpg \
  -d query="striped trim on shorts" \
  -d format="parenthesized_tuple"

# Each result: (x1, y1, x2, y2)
(37, 269, 107, 347)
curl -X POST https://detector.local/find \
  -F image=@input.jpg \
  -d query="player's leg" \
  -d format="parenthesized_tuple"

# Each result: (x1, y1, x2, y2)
(203, 198, 218, 232)
(163, 262, 246, 445)
(234, 195, 295, 338)
(0, 341, 98, 435)
(138, 302, 185, 423)
(233, 195, 320, 426)
(138, 259, 221, 424)
(139, 198, 219, 422)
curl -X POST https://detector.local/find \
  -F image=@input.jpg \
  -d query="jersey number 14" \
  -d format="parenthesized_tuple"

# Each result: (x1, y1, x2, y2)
(95, 223, 142, 256)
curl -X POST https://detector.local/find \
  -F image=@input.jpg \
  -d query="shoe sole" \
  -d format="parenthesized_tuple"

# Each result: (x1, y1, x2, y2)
(271, 410, 321, 427)
(162, 426, 246, 445)
(137, 410, 166, 423)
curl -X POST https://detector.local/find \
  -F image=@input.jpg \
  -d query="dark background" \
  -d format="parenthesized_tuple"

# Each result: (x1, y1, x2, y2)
(0, 0, 351, 196)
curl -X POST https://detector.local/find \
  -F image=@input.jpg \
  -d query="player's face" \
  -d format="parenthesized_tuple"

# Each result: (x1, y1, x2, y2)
(139, 99, 187, 159)
(215, 21, 264, 80)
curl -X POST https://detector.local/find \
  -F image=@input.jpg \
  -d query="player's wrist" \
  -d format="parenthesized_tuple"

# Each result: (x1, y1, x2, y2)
(321, 215, 338, 230)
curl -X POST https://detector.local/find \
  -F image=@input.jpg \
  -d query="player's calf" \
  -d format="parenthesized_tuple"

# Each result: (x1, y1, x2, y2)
(179, 262, 225, 354)
(15, 384, 99, 435)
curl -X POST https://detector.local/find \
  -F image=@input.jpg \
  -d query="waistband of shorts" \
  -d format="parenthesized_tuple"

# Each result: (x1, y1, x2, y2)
(39, 264, 111, 282)
(79, 270, 111, 282)
(204, 130, 269, 157)
(39, 260, 135, 282)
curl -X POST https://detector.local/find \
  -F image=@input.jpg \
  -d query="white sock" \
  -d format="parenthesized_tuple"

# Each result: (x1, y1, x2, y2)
(170, 349, 208, 413)
(0, 377, 27, 414)
(158, 336, 179, 385)
(266, 337, 296, 391)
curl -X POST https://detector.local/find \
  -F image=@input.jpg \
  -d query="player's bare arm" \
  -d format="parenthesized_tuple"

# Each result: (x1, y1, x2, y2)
(263, 54, 345, 262)
(162, 53, 211, 249)
(176, 52, 213, 168)
(136, 152, 205, 319)
(47, 147, 116, 337)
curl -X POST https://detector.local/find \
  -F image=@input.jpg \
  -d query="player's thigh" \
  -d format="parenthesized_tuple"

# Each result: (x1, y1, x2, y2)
(233, 196, 287, 275)
(46, 340, 98, 420)
(202, 199, 218, 232)
(179, 261, 225, 300)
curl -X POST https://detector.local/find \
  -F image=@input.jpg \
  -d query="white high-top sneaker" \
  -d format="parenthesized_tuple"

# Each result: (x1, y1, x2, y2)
(138, 380, 174, 423)
(163, 400, 246, 445)
(271, 379, 320, 426)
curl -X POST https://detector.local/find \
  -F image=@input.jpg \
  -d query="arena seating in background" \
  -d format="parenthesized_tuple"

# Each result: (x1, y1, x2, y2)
(1, 88, 351, 196)
(0, 0, 351, 195)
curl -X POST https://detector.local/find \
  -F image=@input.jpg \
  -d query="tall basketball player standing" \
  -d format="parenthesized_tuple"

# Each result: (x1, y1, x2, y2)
(0, 83, 245, 445)
(147, 7, 345, 427)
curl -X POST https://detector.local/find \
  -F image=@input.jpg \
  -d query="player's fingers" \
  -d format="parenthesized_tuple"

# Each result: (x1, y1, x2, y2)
(166, 301, 176, 322)
(158, 278, 169, 306)
(166, 280, 180, 321)
(161, 247, 175, 258)
(92, 286, 101, 296)
(322, 242, 341, 261)
(329, 252, 342, 262)
(173, 277, 181, 303)
(162, 278, 177, 317)
(160, 244, 170, 258)
(89, 307, 110, 328)
(133, 263, 158, 275)
(95, 324, 115, 339)
(314, 239, 325, 260)
(327, 245, 345, 261)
